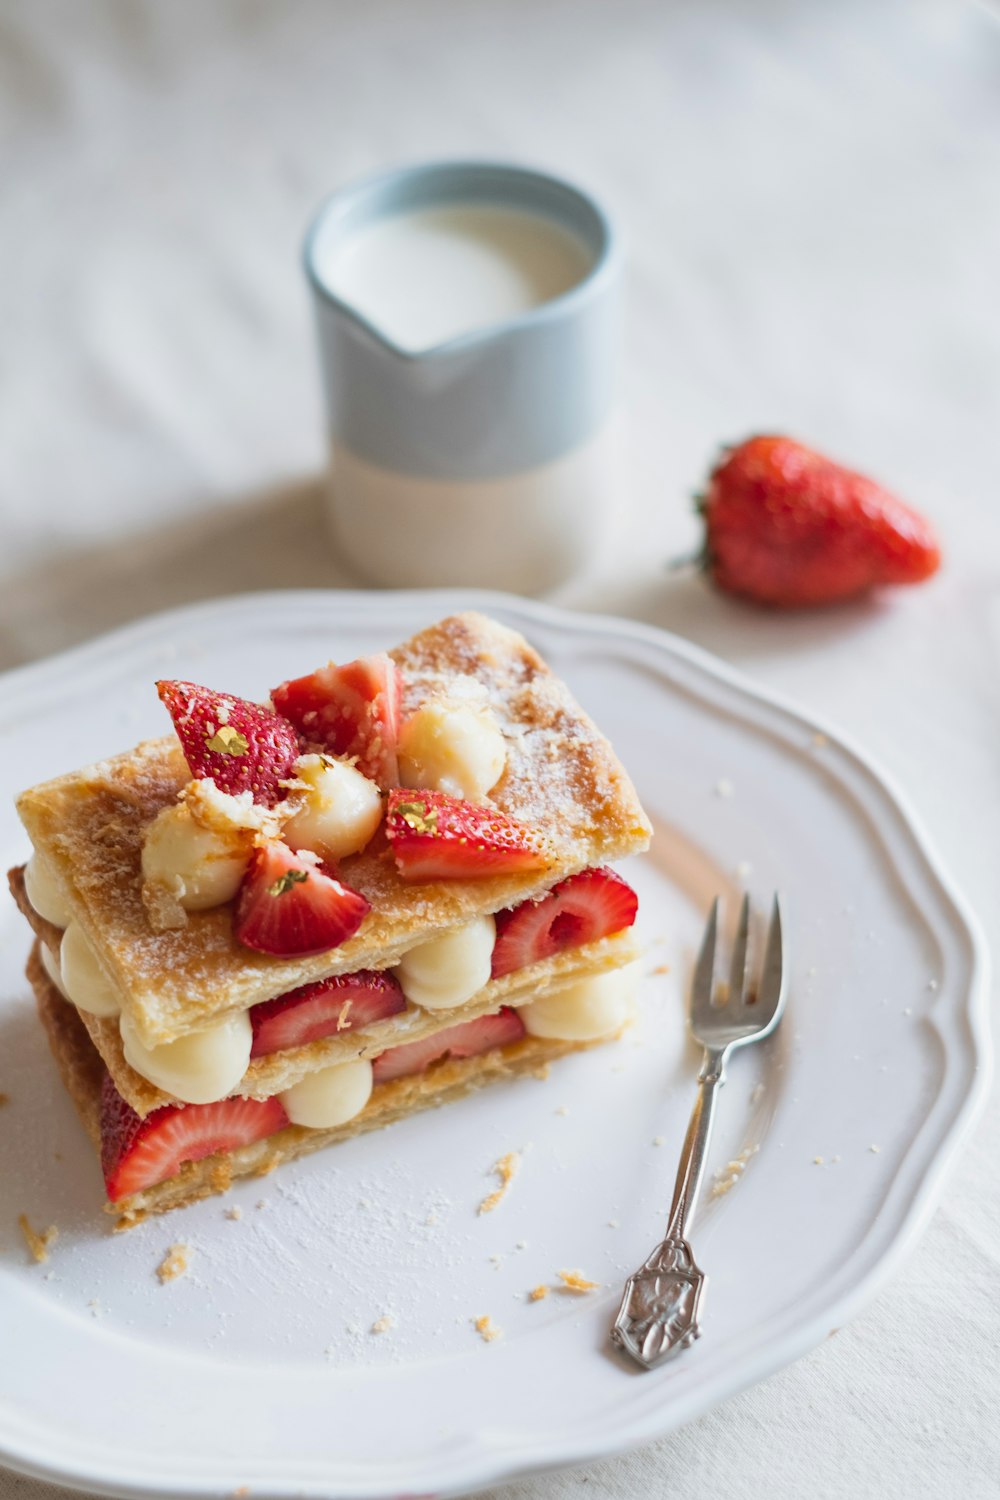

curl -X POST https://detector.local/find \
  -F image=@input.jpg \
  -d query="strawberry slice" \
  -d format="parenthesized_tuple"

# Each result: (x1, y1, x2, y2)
(157, 679, 299, 806)
(100, 1074, 287, 1201)
(385, 789, 551, 882)
(271, 654, 402, 789)
(234, 842, 370, 957)
(250, 970, 406, 1057)
(490, 866, 639, 978)
(371, 1006, 527, 1084)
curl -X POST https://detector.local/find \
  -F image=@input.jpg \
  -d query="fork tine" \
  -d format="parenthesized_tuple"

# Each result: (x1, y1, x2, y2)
(691, 896, 719, 1014)
(729, 892, 751, 1004)
(755, 894, 786, 1022)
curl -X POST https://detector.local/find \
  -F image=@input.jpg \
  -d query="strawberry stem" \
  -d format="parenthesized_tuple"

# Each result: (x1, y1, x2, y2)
(666, 549, 703, 572)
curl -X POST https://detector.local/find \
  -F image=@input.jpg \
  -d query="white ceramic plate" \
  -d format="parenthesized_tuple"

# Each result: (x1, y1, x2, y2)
(0, 590, 989, 1500)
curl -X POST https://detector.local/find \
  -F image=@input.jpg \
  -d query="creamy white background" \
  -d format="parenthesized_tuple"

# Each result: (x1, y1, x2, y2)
(0, 1, 998, 1497)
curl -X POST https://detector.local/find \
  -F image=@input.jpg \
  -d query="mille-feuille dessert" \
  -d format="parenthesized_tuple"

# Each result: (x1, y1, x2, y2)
(9, 611, 651, 1227)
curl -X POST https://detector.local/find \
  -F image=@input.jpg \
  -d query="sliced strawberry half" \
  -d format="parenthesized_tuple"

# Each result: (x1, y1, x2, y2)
(371, 1006, 527, 1084)
(156, 679, 299, 806)
(250, 970, 406, 1057)
(385, 789, 552, 882)
(271, 654, 402, 789)
(490, 866, 639, 979)
(100, 1073, 287, 1201)
(234, 842, 370, 957)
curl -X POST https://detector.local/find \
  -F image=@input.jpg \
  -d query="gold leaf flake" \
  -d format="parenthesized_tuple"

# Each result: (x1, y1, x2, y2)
(205, 725, 249, 757)
(396, 800, 438, 834)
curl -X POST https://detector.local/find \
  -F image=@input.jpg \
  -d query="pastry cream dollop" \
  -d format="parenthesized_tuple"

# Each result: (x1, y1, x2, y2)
(282, 755, 383, 862)
(142, 804, 251, 911)
(280, 1057, 374, 1129)
(119, 1010, 252, 1105)
(394, 916, 496, 1011)
(24, 853, 73, 928)
(60, 922, 121, 1017)
(520, 963, 639, 1041)
(40, 942, 70, 999)
(398, 696, 506, 803)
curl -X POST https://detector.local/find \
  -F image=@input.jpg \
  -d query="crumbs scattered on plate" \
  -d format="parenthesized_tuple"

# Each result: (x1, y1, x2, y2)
(19, 1214, 57, 1263)
(478, 1151, 520, 1214)
(371, 1313, 394, 1334)
(474, 1314, 502, 1342)
(156, 1244, 190, 1283)
(711, 1145, 759, 1198)
(558, 1269, 600, 1293)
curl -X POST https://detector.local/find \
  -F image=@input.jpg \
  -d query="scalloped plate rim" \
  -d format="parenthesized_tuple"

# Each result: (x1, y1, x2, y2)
(0, 587, 991, 1500)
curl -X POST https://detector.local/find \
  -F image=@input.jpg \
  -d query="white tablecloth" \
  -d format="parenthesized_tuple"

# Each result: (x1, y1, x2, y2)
(2, 2, 998, 1496)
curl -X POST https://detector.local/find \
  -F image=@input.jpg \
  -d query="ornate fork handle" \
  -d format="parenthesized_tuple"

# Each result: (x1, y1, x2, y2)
(611, 894, 786, 1371)
(611, 1045, 727, 1368)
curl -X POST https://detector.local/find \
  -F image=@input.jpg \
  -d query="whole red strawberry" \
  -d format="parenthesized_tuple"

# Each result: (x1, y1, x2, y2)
(699, 436, 941, 607)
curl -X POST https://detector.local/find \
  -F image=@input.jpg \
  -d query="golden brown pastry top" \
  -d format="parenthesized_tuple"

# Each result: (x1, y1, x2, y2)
(16, 611, 651, 1046)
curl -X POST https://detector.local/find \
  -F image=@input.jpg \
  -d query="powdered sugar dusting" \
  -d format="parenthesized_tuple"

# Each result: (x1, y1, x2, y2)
(20, 612, 649, 1047)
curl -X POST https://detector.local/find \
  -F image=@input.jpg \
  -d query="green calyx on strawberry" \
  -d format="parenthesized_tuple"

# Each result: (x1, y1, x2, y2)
(157, 679, 300, 806)
(271, 654, 402, 790)
(384, 788, 552, 882)
(695, 435, 942, 608)
(234, 842, 370, 957)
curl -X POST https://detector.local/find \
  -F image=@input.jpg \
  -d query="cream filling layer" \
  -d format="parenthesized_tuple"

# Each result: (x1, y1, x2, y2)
(393, 915, 496, 1011)
(141, 803, 250, 912)
(279, 1057, 373, 1128)
(41, 942, 70, 999)
(120, 1010, 252, 1105)
(24, 853, 73, 927)
(520, 963, 640, 1041)
(60, 922, 121, 1017)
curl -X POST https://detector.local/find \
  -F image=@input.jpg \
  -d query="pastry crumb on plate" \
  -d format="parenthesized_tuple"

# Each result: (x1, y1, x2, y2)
(156, 1243, 190, 1283)
(18, 1214, 57, 1263)
(474, 1314, 502, 1342)
(478, 1150, 520, 1214)
(558, 1269, 600, 1293)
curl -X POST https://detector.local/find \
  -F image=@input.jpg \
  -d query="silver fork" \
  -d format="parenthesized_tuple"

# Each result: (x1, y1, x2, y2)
(611, 894, 787, 1370)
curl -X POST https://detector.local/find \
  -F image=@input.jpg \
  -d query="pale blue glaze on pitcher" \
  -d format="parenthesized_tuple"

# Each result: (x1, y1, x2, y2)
(303, 161, 623, 591)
